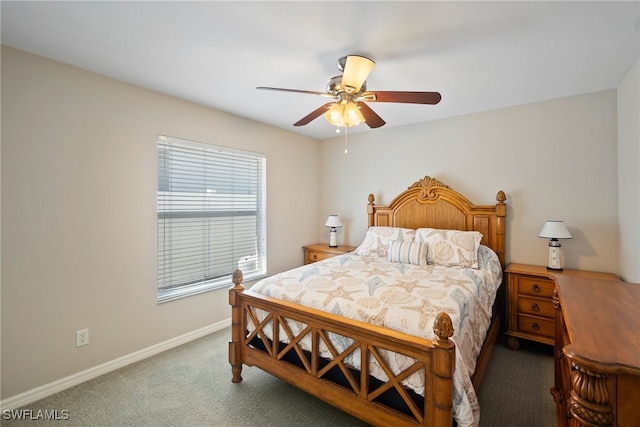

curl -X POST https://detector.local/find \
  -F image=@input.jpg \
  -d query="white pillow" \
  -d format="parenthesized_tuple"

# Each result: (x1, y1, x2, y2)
(416, 228, 483, 268)
(354, 227, 416, 258)
(388, 240, 428, 266)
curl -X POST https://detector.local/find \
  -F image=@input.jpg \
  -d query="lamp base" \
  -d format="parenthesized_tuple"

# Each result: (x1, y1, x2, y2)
(329, 229, 337, 248)
(547, 240, 563, 271)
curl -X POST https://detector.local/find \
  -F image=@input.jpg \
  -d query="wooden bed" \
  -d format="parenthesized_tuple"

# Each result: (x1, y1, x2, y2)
(229, 176, 507, 427)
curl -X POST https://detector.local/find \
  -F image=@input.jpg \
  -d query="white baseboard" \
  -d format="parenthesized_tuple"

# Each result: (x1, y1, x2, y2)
(1, 319, 231, 411)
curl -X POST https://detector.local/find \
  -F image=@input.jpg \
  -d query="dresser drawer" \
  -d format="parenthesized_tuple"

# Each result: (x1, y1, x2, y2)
(517, 296, 555, 318)
(517, 315, 555, 338)
(517, 275, 555, 298)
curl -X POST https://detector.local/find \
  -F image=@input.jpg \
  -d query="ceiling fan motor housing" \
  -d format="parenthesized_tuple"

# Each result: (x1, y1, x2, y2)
(337, 56, 347, 72)
(327, 75, 367, 95)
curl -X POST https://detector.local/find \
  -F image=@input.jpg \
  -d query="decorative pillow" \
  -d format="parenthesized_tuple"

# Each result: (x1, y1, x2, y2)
(354, 227, 416, 258)
(388, 240, 428, 266)
(416, 228, 483, 269)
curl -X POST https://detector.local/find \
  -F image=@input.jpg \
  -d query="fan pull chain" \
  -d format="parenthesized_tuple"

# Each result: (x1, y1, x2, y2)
(344, 126, 348, 154)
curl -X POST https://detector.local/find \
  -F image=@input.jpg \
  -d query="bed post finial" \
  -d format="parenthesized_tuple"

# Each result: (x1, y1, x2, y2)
(433, 312, 454, 346)
(232, 269, 244, 290)
(367, 193, 375, 227)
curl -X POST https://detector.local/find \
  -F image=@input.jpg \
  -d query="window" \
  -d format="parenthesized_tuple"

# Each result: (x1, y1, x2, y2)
(157, 135, 266, 303)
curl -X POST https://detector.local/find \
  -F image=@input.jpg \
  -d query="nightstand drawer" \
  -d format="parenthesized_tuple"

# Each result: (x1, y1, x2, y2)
(517, 296, 555, 318)
(308, 251, 335, 263)
(302, 244, 356, 265)
(505, 263, 558, 349)
(506, 263, 619, 352)
(517, 276, 555, 298)
(517, 315, 555, 338)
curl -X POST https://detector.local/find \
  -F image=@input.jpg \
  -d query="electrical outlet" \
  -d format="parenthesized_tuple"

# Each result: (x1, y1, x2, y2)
(76, 329, 89, 347)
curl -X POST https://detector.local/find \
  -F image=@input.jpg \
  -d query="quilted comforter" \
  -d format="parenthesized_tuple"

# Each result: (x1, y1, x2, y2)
(249, 245, 502, 427)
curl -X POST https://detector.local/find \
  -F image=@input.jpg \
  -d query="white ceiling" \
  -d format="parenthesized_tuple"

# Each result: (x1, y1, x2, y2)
(2, 1, 639, 140)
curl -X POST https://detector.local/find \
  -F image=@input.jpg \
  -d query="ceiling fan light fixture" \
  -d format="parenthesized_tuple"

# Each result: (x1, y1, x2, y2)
(343, 101, 365, 126)
(325, 103, 345, 127)
(259, 55, 441, 131)
(341, 55, 375, 93)
(324, 101, 365, 128)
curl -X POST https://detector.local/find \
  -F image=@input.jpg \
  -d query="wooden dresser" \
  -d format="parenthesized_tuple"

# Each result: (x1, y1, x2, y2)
(504, 264, 617, 350)
(302, 243, 356, 265)
(551, 274, 640, 427)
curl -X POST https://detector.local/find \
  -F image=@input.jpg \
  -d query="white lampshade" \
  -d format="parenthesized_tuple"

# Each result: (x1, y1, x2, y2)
(539, 220, 572, 271)
(325, 215, 342, 228)
(341, 55, 375, 93)
(538, 221, 572, 239)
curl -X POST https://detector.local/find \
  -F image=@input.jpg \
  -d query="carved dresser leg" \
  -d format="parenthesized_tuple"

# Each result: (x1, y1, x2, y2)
(569, 362, 613, 426)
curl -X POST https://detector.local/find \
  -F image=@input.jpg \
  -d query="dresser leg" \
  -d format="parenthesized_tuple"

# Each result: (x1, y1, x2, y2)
(569, 362, 613, 426)
(507, 336, 520, 350)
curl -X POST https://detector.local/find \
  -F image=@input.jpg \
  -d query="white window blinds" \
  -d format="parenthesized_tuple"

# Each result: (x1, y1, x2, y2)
(157, 135, 266, 303)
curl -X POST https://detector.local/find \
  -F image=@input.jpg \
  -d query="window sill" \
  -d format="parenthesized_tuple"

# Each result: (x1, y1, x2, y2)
(157, 271, 266, 304)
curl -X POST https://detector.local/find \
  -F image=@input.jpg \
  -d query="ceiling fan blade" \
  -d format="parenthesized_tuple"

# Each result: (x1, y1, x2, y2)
(293, 102, 335, 126)
(341, 55, 375, 93)
(362, 91, 442, 105)
(256, 86, 333, 98)
(356, 102, 385, 129)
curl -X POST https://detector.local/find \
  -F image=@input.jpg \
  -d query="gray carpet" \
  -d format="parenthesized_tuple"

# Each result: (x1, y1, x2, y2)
(1, 328, 555, 426)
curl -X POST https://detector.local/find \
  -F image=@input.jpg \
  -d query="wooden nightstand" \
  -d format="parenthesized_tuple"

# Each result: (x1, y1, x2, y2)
(505, 263, 619, 350)
(302, 243, 356, 265)
(505, 263, 557, 350)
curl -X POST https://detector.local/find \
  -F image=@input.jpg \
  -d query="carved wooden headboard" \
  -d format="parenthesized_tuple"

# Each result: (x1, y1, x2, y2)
(367, 176, 507, 267)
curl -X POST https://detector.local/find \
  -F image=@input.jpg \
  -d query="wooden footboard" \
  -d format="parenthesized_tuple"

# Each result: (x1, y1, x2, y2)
(229, 270, 456, 427)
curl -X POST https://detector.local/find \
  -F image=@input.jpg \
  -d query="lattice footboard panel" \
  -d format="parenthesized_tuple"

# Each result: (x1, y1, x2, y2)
(230, 287, 456, 427)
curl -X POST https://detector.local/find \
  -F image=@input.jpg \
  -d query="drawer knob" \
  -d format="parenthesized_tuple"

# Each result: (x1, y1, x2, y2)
(532, 303, 540, 312)
(533, 284, 541, 293)
(532, 322, 540, 331)
(312, 254, 318, 260)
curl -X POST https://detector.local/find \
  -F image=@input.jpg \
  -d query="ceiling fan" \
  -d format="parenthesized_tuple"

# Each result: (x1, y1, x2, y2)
(257, 55, 442, 129)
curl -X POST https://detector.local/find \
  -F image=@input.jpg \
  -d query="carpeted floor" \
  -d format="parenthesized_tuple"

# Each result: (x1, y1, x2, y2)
(1, 327, 555, 426)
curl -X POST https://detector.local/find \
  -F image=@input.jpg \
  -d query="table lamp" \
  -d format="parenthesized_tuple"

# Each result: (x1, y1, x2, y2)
(325, 215, 342, 248)
(538, 220, 572, 271)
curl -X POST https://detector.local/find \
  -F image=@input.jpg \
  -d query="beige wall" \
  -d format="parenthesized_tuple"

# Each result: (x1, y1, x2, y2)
(1, 46, 320, 399)
(617, 58, 640, 282)
(1, 44, 635, 403)
(319, 90, 620, 274)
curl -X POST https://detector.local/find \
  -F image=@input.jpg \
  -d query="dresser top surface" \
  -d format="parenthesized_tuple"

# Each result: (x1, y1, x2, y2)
(555, 274, 640, 373)
(506, 263, 618, 281)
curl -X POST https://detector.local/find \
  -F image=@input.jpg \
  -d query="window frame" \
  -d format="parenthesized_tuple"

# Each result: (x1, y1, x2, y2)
(156, 135, 267, 303)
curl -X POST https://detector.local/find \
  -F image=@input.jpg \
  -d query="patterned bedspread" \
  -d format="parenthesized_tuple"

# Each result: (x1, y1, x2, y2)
(249, 245, 502, 427)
